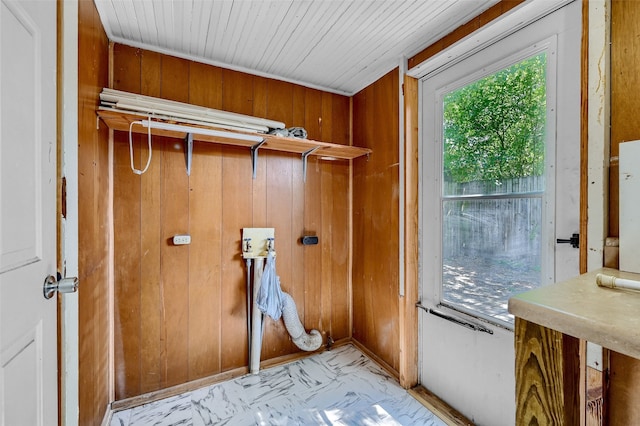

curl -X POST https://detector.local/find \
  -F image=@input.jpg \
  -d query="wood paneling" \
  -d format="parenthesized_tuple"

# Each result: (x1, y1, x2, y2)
(112, 44, 140, 94)
(330, 96, 351, 341)
(139, 137, 162, 394)
(352, 69, 400, 372)
(113, 132, 142, 398)
(260, 81, 296, 358)
(220, 146, 253, 372)
(604, 4, 640, 423)
(330, 162, 350, 340)
(187, 94, 223, 383)
(607, 351, 640, 424)
(159, 57, 191, 389)
(138, 47, 162, 395)
(611, 0, 640, 238)
(160, 56, 190, 102)
(78, 1, 111, 424)
(320, 93, 334, 337)
(189, 62, 222, 109)
(399, 75, 419, 388)
(222, 69, 254, 116)
(408, 0, 525, 70)
(161, 140, 191, 388)
(141, 50, 161, 98)
(111, 46, 352, 399)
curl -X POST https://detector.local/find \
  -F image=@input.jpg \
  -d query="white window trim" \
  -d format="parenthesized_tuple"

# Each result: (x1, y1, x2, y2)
(407, 0, 574, 80)
(422, 36, 558, 330)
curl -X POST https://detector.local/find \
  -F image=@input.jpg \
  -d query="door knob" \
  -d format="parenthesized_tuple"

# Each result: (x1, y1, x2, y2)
(43, 274, 79, 299)
(556, 233, 579, 248)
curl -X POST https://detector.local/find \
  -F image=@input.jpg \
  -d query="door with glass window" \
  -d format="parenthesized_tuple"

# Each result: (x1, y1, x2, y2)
(419, 2, 581, 425)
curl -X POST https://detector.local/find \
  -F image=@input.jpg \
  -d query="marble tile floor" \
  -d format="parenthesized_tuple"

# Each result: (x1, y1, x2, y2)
(110, 344, 447, 426)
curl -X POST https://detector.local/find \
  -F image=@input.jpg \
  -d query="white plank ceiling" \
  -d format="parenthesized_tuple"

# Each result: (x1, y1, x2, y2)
(94, 0, 500, 95)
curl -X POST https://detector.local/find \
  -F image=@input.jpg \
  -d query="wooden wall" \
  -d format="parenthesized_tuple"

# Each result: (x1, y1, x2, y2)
(607, 1, 640, 423)
(610, 0, 640, 237)
(75, 0, 583, 416)
(78, 1, 111, 424)
(111, 45, 353, 400)
(408, 0, 525, 69)
(352, 69, 400, 372)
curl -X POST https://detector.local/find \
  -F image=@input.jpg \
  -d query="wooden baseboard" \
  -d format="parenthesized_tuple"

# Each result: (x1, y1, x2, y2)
(351, 339, 400, 380)
(110, 365, 249, 412)
(408, 385, 475, 426)
(100, 403, 113, 426)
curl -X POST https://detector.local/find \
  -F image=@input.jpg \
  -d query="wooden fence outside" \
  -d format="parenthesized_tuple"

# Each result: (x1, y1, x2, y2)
(443, 176, 543, 260)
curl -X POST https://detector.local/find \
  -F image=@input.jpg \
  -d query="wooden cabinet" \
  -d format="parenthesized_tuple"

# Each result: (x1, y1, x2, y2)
(509, 268, 640, 425)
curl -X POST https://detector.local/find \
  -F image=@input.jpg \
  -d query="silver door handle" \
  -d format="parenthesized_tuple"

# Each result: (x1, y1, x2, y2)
(43, 274, 78, 299)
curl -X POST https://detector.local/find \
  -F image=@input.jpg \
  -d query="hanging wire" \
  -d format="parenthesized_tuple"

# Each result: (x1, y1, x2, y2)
(129, 119, 152, 175)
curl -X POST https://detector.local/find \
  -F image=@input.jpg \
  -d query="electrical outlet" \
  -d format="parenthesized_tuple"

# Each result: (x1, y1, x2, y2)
(173, 234, 191, 245)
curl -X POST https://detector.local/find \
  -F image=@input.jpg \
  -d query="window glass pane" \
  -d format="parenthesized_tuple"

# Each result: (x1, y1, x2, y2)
(442, 197, 542, 323)
(442, 53, 547, 196)
(440, 53, 547, 324)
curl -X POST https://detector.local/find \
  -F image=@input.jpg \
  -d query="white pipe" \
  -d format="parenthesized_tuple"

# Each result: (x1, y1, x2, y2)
(250, 258, 264, 373)
(596, 273, 640, 292)
(245, 258, 252, 359)
(281, 293, 322, 351)
(101, 88, 287, 129)
(116, 103, 269, 133)
(141, 118, 264, 143)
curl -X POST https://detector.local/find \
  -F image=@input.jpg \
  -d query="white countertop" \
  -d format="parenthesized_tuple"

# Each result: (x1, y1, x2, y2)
(508, 268, 640, 359)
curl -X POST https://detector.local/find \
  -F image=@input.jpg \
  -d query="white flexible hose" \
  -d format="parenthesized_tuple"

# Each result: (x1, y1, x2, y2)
(129, 120, 152, 175)
(281, 292, 322, 351)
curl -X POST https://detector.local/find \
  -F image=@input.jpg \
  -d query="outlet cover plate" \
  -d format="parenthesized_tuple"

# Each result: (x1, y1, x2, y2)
(173, 234, 191, 245)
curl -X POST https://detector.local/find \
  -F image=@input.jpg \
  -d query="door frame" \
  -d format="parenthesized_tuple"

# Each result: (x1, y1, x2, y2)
(399, 0, 582, 389)
(401, 0, 608, 420)
(58, 1, 79, 424)
(418, 12, 581, 419)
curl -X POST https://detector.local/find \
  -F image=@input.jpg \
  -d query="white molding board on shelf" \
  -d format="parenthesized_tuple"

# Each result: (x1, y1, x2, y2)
(100, 88, 285, 133)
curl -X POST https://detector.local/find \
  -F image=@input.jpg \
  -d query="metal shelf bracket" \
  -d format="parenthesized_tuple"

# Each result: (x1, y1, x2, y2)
(302, 147, 321, 182)
(251, 140, 266, 179)
(184, 133, 194, 176)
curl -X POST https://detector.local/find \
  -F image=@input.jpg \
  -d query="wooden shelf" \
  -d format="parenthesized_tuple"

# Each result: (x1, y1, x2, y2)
(97, 108, 371, 160)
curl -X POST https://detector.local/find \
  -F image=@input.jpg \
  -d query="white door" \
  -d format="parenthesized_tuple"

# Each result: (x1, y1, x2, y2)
(0, 0, 58, 424)
(418, 2, 581, 425)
